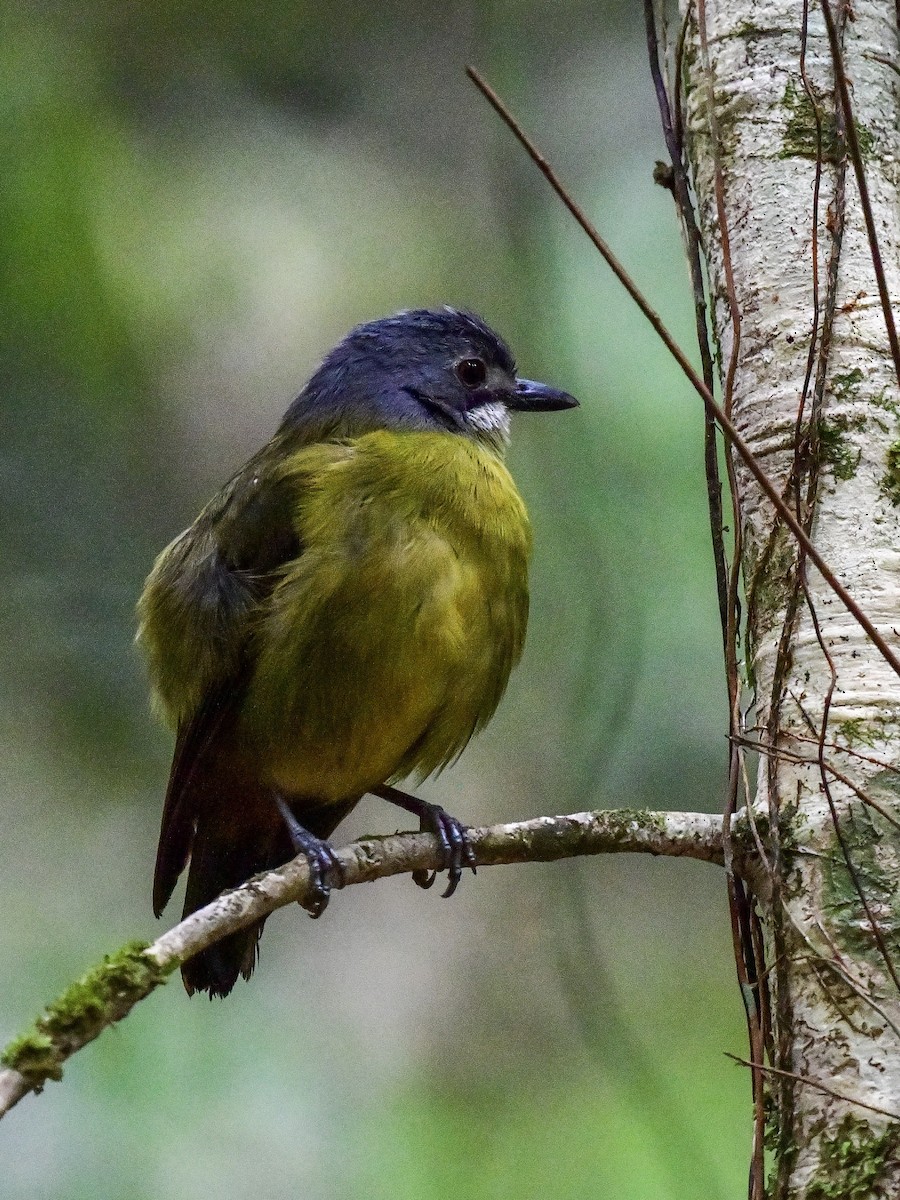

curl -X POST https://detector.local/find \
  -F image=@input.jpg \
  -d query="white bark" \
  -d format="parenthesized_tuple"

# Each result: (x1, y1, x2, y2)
(680, 0, 900, 1193)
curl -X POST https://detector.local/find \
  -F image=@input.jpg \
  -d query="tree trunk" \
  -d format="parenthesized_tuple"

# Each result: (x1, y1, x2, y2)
(675, 0, 900, 1194)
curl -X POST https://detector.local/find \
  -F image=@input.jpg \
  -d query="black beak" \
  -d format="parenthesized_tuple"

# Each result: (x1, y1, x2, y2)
(508, 378, 579, 412)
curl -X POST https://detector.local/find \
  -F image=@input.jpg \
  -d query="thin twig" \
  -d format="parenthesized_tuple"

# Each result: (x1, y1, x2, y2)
(794, 658, 900, 996)
(792, 734, 900, 778)
(733, 733, 900, 834)
(692, 8, 762, 1188)
(810, 920, 900, 1042)
(821, 0, 900, 392)
(465, 65, 900, 682)
(779, 903, 900, 1042)
(644, 0, 728, 642)
(643, 19, 766, 1192)
(726, 1053, 900, 1121)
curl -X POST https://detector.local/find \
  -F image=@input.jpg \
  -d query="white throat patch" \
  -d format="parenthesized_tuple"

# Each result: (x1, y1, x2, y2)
(465, 401, 511, 450)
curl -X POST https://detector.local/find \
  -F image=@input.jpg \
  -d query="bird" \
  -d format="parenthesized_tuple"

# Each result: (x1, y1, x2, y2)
(138, 307, 578, 997)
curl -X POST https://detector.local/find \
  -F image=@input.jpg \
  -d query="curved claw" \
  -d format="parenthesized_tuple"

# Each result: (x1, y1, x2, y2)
(429, 806, 480, 902)
(373, 785, 477, 896)
(303, 839, 345, 918)
(273, 795, 344, 918)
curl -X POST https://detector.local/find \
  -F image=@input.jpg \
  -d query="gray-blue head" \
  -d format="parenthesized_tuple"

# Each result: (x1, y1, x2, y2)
(280, 307, 578, 452)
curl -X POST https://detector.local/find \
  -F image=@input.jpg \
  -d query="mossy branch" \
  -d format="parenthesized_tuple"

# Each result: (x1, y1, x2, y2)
(0, 805, 733, 1119)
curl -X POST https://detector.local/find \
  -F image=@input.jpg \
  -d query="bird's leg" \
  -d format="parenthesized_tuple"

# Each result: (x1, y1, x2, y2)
(372, 784, 476, 898)
(273, 795, 344, 919)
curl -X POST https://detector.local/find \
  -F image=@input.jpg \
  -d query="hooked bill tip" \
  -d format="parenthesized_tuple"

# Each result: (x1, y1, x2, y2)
(508, 378, 579, 412)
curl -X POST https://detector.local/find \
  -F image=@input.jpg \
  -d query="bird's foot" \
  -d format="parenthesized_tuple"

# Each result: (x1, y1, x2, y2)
(373, 785, 476, 898)
(274, 795, 344, 918)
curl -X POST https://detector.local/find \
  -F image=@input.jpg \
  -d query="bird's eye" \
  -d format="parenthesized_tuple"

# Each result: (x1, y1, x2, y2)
(455, 358, 487, 387)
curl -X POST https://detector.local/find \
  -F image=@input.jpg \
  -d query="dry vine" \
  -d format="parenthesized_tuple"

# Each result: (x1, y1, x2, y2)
(646, 0, 900, 1194)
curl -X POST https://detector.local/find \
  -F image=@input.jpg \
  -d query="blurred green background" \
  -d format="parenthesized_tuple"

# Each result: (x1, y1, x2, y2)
(1, 2, 749, 1197)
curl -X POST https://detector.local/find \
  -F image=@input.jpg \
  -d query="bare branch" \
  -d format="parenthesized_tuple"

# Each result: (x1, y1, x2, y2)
(0, 806, 729, 1120)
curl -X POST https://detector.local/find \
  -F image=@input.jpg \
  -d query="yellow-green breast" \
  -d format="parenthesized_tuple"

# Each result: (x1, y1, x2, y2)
(242, 429, 532, 801)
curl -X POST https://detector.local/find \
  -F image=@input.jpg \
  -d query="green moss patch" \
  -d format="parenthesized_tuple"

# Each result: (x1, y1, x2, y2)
(807, 1114, 900, 1199)
(831, 369, 865, 400)
(822, 806, 900, 965)
(746, 524, 798, 640)
(872, 390, 900, 419)
(818, 413, 865, 481)
(837, 719, 871, 749)
(881, 443, 900, 505)
(1, 942, 166, 1088)
(780, 81, 874, 163)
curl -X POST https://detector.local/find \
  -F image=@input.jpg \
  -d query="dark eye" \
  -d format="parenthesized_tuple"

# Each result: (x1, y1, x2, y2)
(455, 358, 487, 387)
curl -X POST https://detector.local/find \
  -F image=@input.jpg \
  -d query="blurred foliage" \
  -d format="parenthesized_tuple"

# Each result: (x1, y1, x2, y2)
(1, 2, 748, 1197)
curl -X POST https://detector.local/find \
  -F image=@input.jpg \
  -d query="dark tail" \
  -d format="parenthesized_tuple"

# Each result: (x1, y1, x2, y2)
(154, 691, 360, 997)
(179, 793, 291, 998)
(178, 787, 358, 998)
(152, 691, 289, 998)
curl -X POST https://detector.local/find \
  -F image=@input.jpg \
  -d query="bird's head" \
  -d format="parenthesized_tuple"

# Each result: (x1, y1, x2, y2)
(281, 307, 578, 452)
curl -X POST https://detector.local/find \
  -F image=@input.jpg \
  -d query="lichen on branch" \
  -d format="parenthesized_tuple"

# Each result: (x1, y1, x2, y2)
(0, 805, 730, 1119)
